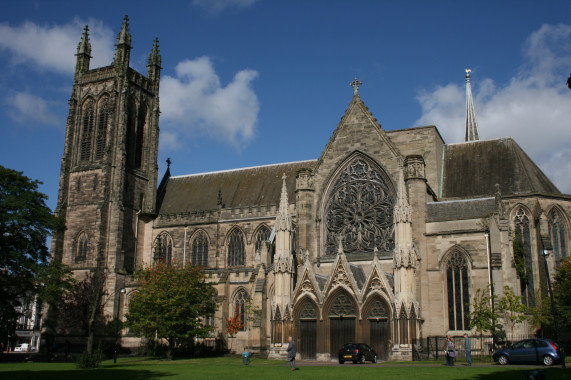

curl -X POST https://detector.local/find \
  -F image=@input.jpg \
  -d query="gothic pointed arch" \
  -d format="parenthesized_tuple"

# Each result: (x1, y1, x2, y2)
(363, 294, 391, 320)
(512, 206, 535, 307)
(190, 229, 209, 267)
(325, 288, 358, 318)
(321, 151, 396, 258)
(442, 246, 470, 331)
(95, 94, 111, 160)
(294, 295, 319, 320)
(232, 287, 248, 331)
(254, 224, 271, 254)
(153, 231, 173, 265)
(75, 231, 89, 261)
(79, 98, 95, 162)
(226, 227, 246, 267)
(547, 205, 568, 265)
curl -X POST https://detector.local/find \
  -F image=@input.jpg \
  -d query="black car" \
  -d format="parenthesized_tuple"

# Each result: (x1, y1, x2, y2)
(492, 339, 562, 366)
(338, 343, 377, 364)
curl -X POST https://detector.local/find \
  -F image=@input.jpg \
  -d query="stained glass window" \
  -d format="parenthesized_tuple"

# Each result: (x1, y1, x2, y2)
(154, 232, 173, 265)
(549, 208, 568, 266)
(227, 229, 245, 266)
(446, 250, 470, 330)
(191, 230, 208, 267)
(514, 208, 535, 307)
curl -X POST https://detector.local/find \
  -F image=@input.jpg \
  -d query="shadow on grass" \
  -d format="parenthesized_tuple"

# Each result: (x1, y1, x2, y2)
(469, 367, 568, 380)
(0, 369, 173, 380)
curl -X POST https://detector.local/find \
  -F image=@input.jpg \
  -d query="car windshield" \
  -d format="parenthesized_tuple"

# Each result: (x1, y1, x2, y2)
(342, 344, 358, 350)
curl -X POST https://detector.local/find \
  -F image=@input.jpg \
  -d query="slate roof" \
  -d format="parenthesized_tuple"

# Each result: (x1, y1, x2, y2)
(157, 160, 316, 215)
(426, 198, 496, 222)
(441, 138, 560, 199)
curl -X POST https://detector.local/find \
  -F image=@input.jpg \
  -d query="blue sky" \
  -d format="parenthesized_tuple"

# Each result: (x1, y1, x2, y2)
(1, 0, 571, 211)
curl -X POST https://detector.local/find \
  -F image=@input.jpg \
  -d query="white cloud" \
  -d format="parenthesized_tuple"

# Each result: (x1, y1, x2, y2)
(160, 56, 259, 149)
(7, 92, 60, 126)
(415, 23, 571, 194)
(0, 17, 114, 74)
(191, 0, 259, 13)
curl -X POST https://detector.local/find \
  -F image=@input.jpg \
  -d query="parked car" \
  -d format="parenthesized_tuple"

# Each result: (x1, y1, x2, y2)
(13, 343, 31, 352)
(338, 343, 377, 364)
(493, 339, 561, 366)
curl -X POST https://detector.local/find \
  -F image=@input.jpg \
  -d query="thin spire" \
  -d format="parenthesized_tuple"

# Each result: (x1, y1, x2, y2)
(465, 69, 480, 141)
(148, 37, 161, 67)
(117, 15, 131, 46)
(275, 173, 292, 231)
(76, 25, 91, 56)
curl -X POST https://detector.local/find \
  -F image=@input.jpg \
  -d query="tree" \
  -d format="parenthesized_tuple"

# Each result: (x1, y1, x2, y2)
(225, 304, 244, 355)
(0, 165, 65, 346)
(528, 293, 553, 337)
(126, 262, 217, 359)
(469, 285, 501, 350)
(498, 286, 527, 333)
(553, 257, 571, 332)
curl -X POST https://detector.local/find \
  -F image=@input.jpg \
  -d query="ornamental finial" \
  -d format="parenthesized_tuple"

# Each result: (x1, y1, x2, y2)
(350, 77, 362, 96)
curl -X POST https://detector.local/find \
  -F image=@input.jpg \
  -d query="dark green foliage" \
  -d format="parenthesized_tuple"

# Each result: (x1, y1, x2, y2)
(553, 258, 571, 332)
(0, 165, 66, 344)
(76, 344, 104, 369)
(512, 231, 528, 283)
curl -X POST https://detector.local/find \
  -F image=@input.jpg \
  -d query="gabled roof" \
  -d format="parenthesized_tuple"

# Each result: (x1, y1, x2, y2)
(441, 138, 560, 199)
(157, 160, 316, 215)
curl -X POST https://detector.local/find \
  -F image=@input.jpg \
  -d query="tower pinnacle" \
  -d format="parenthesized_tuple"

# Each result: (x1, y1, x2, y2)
(465, 69, 480, 142)
(75, 25, 91, 74)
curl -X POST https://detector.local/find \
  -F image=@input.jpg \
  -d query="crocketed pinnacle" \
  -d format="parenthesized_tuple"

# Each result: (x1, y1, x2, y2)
(148, 37, 161, 67)
(77, 25, 91, 56)
(274, 173, 292, 231)
(117, 15, 131, 46)
(465, 69, 480, 141)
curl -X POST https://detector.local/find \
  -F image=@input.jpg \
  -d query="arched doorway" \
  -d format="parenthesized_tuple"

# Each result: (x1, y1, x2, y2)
(366, 297, 391, 360)
(297, 300, 317, 359)
(328, 293, 357, 359)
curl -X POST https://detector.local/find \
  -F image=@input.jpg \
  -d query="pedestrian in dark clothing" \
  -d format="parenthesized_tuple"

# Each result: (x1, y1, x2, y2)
(464, 333, 471, 366)
(287, 336, 296, 371)
(445, 335, 456, 366)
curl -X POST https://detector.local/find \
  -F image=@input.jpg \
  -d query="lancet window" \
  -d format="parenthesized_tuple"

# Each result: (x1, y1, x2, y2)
(191, 230, 208, 267)
(80, 99, 95, 162)
(76, 231, 88, 260)
(446, 250, 470, 331)
(324, 156, 395, 256)
(227, 229, 245, 266)
(154, 232, 173, 265)
(254, 225, 270, 254)
(549, 208, 568, 265)
(234, 289, 248, 331)
(514, 208, 535, 307)
(95, 96, 110, 160)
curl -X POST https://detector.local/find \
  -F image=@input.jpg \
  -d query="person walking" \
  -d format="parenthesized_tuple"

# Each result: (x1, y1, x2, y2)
(464, 333, 472, 366)
(287, 336, 296, 371)
(445, 335, 456, 366)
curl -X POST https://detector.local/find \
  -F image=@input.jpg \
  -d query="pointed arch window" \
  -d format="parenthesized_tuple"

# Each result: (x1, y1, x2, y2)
(227, 229, 245, 266)
(446, 250, 470, 330)
(191, 230, 208, 267)
(134, 103, 147, 169)
(95, 96, 110, 160)
(76, 231, 88, 260)
(399, 307, 409, 344)
(254, 225, 270, 254)
(514, 208, 535, 307)
(80, 100, 95, 162)
(234, 289, 248, 331)
(154, 232, 173, 265)
(548, 208, 568, 266)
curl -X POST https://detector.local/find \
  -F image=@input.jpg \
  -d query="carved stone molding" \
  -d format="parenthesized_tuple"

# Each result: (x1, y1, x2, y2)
(404, 155, 425, 181)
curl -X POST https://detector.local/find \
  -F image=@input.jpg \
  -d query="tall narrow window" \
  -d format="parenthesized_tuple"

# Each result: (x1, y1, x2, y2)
(399, 307, 408, 344)
(126, 98, 137, 168)
(80, 100, 95, 161)
(154, 232, 173, 265)
(134, 103, 147, 169)
(234, 289, 248, 331)
(95, 96, 110, 160)
(549, 208, 568, 266)
(191, 231, 209, 267)
(514, 208, 535, 307)
(254, 225, 270, 254)
(446, 250, 470, 330)
(76, 231, 88, 260)
(227, 229, 245, 266)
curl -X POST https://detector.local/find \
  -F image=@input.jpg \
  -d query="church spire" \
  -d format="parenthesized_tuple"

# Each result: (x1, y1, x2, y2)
(75, 25, 91, 75)
(275, 173, 292, 231)
(147, 37, 162, 83)
(114, 15, 132, 70)
(465, 69, 480, 141)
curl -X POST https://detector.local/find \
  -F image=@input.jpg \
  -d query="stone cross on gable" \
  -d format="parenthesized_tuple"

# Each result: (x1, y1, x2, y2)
(350, 78, 362, 95)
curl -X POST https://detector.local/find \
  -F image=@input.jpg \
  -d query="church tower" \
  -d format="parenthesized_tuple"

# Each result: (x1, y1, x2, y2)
(51, 16, 161, 318)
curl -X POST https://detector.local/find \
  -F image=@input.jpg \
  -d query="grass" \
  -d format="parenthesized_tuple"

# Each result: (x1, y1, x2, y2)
(0, 356, 568, 380)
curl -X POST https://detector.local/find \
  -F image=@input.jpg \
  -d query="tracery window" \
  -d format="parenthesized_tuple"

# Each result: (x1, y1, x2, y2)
(324, 156, 395, 256)
(446, 250, 470, 330)
(154, 232, 173, 265)
(367, 299, 389, 319)
(80, 99, 95, 161)
(227, 229, 245, 266)
(328, 294, 356, 317)
(514, 208, 535, 307)
(191, 230, 208, 267)
(234, 289, 248, 331)
(299, 300, 317, 319)
(549, 208, 568, 266)
(254, 225, 270, 254)
(399, 308, 409, 344)
(76, 231, 88, 260)
(95, 96, 110, 160)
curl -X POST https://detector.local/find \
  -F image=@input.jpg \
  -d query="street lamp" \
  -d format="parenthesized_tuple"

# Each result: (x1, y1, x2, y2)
(114, 288, 126, 364)
(541, 249, 559, 343)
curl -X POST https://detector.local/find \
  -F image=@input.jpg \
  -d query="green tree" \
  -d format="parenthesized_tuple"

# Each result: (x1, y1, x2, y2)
(469, 285, 501, 349)
(126, 262, 217, 359)
(528, 293, 553, 337)
(498, 285, 527, 333)
(553, 257, 571, 332)
(0, 165, 65, 346)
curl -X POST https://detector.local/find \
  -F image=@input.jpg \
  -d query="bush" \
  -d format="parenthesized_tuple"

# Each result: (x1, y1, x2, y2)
(76, 344, 104, 369)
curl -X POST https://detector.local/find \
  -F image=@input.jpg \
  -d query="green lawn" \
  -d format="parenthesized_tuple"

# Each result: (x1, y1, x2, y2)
(0, 357, 568, 380)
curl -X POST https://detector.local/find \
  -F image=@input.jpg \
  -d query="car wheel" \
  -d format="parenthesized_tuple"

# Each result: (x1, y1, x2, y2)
(339, 360, 344, 364)
(359, 355, 365, 364)
(372, 355, 377, 364)
(498, 355, 509, 365)
(543, 355, 554, 366)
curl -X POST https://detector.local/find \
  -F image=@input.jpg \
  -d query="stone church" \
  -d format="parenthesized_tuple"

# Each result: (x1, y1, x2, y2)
(50, 18, 570, 361)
